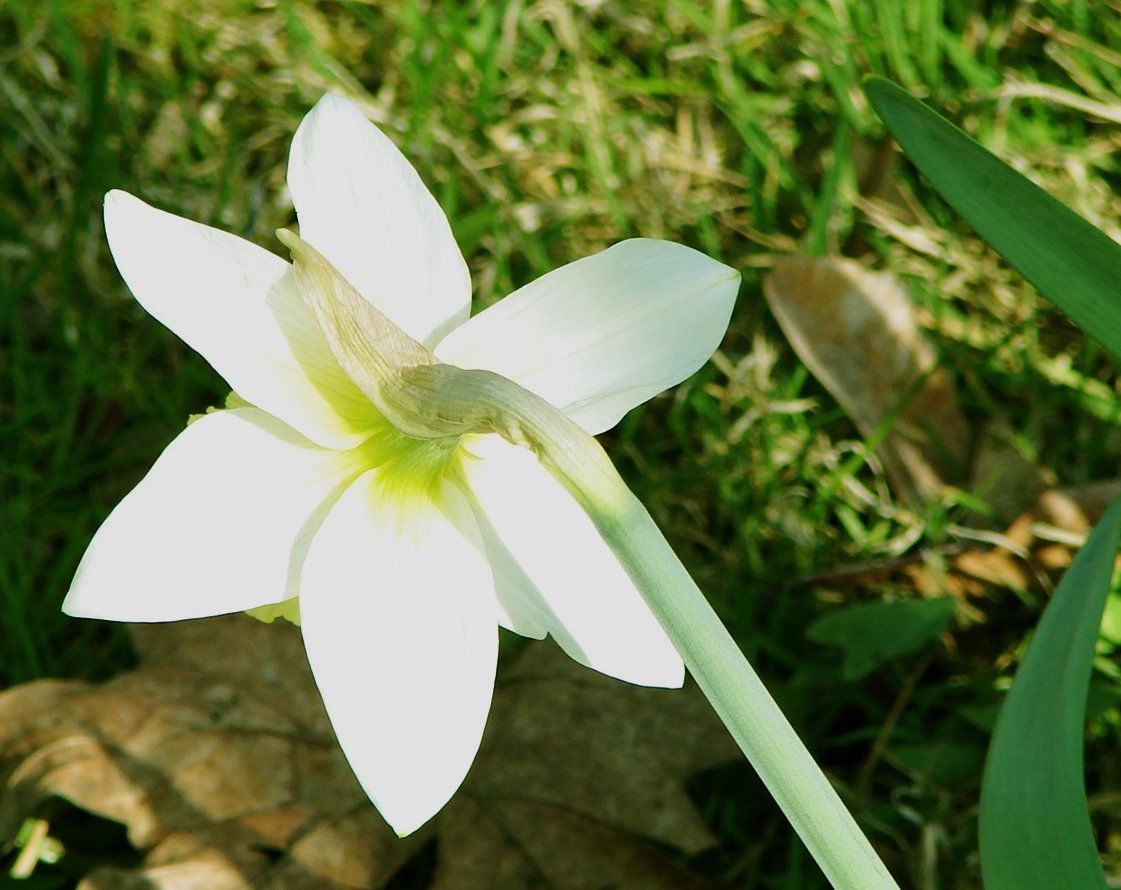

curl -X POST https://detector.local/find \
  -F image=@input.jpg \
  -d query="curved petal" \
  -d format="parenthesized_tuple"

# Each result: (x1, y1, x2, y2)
(457, 435, 684, 688)
(63, 408, 362, 622)
(104, 190, 380, 449)
(288, 94, 471, 346)
(435, 239, 739, 435)
(460, 504, 549, 640)
(299, 471, 497, 836)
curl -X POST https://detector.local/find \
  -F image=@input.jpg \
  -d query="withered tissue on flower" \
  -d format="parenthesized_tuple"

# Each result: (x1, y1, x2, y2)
(63, 94, 740, 836)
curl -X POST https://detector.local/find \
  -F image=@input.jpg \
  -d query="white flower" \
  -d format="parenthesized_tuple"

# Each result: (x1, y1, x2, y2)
(63, 94, 740, 835)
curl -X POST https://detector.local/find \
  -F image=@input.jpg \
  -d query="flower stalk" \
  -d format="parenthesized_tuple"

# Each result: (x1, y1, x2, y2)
(542, 427, 901, 890)
(379, 342, 900, 890)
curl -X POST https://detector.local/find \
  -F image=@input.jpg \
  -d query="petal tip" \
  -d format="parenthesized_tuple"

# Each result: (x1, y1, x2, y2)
(385, 810, 431, 838)
(60, 570, 97, 618)
(59, 575, 115, 621)
(59, 592, 82, 618)
(103, 189, 142, 222)
(59, 580, 112, 621)
(308, 91, 366, 124)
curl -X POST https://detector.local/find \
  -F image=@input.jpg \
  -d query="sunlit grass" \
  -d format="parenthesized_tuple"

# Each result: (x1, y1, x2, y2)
(4, 0, 1121, 884)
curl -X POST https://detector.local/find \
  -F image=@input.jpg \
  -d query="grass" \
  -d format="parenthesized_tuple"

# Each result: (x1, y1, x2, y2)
(4, 0, 1121, 886)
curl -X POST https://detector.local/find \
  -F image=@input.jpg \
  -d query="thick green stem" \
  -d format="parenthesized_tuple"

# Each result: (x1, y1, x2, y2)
(501, 387, 900, 890)
(572, 465, 896, 889)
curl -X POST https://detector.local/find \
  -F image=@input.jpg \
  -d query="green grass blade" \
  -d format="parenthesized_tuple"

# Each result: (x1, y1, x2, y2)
(978, 496, 1121, 890)
(864, 76, 1121, 362)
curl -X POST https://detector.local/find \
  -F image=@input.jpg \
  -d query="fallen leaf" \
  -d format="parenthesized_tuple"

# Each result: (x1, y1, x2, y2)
(968, 420, 1056, 525)
(946, 479, 1121, 597)
(1029, 480, 1121, 536)
(435, 641, 738, 889)
(1, 620, 737, 889)
(804, 479, 1121, 610)
(764, 256, 972, 505)
(0, 617, 406, 889)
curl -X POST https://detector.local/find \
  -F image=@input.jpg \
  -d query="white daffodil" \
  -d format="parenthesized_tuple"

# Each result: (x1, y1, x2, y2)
(63, 94, 739, 836)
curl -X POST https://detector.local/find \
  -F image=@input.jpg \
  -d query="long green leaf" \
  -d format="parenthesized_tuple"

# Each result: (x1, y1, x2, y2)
(978, 496, 1121, 890)
(864, 76, 1121, 361)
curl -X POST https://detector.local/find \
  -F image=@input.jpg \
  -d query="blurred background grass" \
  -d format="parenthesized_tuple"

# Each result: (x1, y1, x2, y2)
(5, 0, 1121, 886)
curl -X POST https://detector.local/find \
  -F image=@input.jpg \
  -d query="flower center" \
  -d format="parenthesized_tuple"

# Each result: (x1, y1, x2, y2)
(353, 419, 466, 502)
(246, 424, 465, 628)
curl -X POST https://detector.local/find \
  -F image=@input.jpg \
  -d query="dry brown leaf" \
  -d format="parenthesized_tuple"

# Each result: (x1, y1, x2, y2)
(1, 620, 736, 889)
(0, 616, 406, 889)
(809, 478, 1121, 604)
(967, 420, 1057, 526)
(764, 256, 972, 505)
(435, 640, 737, 889)
(944, 478, 1121, 596)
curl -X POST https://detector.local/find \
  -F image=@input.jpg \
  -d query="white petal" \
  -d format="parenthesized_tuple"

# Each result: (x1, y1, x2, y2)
(435, 239, 739, 434)
(64, 409, 361, 622)
(458, 436, 684, 688)
(104, 190, 380, 449)
(288, 94, 471, 346)
(463, 506, 549, 640)
(299, 471, 498, 835)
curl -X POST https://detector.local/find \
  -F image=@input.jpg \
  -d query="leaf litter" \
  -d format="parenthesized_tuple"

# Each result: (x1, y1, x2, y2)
(0, 616, 736, 888)
(766, 254, 1121, 672)
(763, 255, 972, 507)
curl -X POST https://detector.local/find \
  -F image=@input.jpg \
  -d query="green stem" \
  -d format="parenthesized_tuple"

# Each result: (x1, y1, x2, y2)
(582, 476, 896, 888)
(500, 383, 899, 890)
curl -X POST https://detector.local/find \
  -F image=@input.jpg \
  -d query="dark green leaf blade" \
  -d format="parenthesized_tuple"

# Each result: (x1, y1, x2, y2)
(978, 496, 1121, 890)
(864, 76, 1121, 362)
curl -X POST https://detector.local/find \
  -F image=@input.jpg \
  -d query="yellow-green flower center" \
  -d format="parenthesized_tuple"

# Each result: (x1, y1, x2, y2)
(353, 417, 467, 501)
(246, 415, 468, 628)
